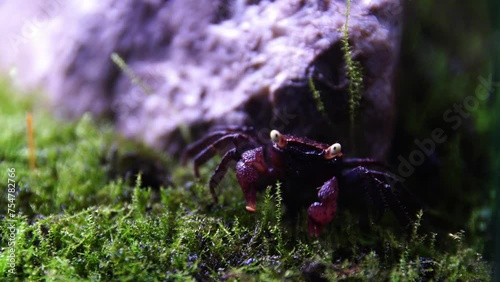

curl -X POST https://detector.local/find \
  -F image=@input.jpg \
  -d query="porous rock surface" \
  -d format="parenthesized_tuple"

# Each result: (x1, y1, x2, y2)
(0, 0, 403, 159)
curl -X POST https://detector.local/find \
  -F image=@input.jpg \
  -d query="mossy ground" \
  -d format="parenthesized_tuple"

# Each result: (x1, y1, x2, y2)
(0, 80, 493, 281)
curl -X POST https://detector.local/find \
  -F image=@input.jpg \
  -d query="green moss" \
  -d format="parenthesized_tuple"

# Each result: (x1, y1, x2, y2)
(0, 80, 492, 280)
(341, 0, 363, 132)
(308, 77, 333, 128)
(111, 52, 152, 95)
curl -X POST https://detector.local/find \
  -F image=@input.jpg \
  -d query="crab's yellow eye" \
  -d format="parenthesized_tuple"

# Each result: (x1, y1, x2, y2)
(270, 130, 286, 148)
(324, 143, 342, 159)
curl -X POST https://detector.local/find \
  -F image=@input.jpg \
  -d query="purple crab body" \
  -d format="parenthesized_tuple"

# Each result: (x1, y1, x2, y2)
(182, 127, 412, 237)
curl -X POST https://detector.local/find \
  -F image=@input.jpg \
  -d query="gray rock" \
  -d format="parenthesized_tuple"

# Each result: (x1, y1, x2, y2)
(0, 0, 402, 159)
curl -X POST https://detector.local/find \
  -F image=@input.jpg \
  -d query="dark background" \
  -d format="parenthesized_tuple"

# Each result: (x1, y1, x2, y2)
(391, 0, 497, 267)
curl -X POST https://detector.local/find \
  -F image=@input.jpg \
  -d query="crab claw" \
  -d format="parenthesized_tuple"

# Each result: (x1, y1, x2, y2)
(307, 177, 339, 237)
(307, 211, 325, 237)
(235, 148, 269, 213)
(246, 205, 256, 212)
(242, 182, 257, 212)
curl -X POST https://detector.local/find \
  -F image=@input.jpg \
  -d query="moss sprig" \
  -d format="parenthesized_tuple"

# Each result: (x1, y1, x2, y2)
(341, 0, 364, 137)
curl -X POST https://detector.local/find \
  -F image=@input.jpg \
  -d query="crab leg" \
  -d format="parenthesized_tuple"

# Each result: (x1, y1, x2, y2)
(343, 158, 391, 170)
(208, 148, 239, 203)
(182, 130, 232, 164)
(182, 127, 255, 164)
(191, 134, 253, 177)
(307, 177, 339, 237)
(342, 166, 413, 227)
